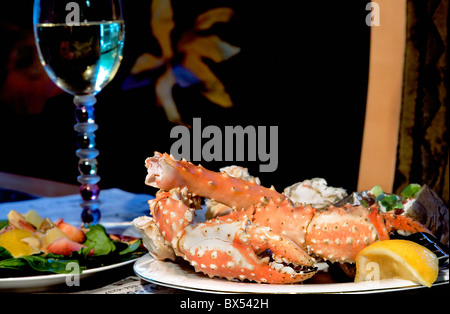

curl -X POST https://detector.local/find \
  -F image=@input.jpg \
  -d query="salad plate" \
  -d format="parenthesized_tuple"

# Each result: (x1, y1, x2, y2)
(0, 219, 145, 292)
(0, 258, 136, 292)
(134, 253, 449, 294)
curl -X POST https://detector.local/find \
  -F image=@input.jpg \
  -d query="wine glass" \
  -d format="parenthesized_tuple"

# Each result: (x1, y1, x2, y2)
(33, 0, 125, 226)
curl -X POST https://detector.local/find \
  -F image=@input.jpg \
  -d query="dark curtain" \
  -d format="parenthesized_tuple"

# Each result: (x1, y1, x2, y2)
(394, 0, 449, 205)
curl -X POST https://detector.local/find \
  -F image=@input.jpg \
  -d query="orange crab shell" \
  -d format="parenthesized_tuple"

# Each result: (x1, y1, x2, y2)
(252, 199, 316, 250)
(305, 205, 380, 263)
(179, 218, 317, 284)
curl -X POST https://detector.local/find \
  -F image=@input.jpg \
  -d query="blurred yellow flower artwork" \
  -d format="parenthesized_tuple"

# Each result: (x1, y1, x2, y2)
(129, 0, 241, 124)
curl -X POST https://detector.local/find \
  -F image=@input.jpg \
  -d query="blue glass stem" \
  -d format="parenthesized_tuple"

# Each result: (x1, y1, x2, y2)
(74, 95, 101, 226)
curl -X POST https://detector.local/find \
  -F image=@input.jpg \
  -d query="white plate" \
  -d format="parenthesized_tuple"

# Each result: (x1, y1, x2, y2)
(0, 258, 136, 292)
(134, 254, 449, 294)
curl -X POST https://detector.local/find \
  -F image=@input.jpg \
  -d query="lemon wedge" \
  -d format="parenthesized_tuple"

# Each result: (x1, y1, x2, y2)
(355, 239, 439, 287)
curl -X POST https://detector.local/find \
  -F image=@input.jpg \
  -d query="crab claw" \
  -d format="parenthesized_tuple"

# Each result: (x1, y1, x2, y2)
(179, 218, 317, 284)
(246, 225, 318, 283)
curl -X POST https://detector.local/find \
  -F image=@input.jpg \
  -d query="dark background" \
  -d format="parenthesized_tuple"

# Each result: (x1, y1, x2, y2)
(0, 0, 370, 195)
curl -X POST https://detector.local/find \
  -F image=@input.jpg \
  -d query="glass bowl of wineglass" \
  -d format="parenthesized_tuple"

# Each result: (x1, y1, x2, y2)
(33, 0, 125, 225)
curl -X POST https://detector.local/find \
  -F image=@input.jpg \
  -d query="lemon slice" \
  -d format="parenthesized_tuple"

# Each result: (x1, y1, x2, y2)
(355, 239, 439, 287)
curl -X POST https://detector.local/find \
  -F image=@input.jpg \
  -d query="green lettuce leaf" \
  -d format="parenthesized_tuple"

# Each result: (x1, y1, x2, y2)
(83, 225, 116, 256)
(0, 254, 79, 274)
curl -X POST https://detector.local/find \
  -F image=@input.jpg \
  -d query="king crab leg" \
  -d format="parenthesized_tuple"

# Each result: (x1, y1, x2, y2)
(145, 152, 286, 210)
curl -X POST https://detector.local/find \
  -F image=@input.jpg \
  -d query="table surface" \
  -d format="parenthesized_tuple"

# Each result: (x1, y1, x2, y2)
(0, 172, 448, 294)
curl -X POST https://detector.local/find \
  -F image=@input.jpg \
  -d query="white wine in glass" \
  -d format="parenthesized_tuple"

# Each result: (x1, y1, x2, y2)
(33, 0, 125, 225)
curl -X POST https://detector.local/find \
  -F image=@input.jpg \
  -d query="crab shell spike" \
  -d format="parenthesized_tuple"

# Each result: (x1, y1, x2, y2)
(217, 206, 255, 223)
(145, 152, 286, 210)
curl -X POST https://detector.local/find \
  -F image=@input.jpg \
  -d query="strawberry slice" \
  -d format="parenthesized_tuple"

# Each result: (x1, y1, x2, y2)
(55, 219, 86, 243)
(46, 236, 93, 256)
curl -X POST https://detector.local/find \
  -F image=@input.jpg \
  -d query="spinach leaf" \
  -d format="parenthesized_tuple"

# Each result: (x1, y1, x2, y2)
(0, 256, 27, 270)
(0, 246, 13, 260)
(119, 239, 141, 255)
(0, 255, 79, 274)
(0, 220, 8, 230)
(19, 256, 80, 274)
(84, 225, 116, 256)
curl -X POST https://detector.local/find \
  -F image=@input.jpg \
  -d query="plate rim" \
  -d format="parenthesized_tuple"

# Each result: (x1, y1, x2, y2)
(133, 253, 449, 294)
(0, 258, 137, 289)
